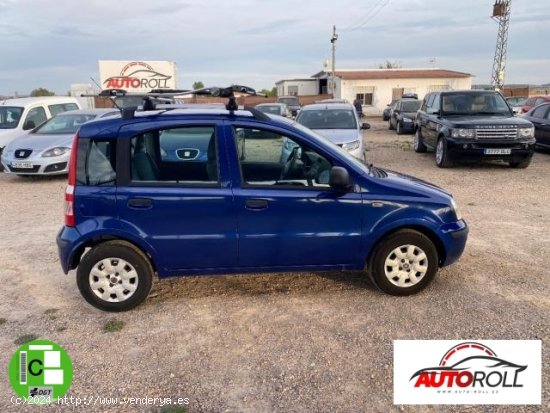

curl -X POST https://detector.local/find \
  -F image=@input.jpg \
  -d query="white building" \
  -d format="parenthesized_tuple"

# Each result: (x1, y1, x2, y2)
(275, 78, 318, 97)
(277, 68, 473, 115)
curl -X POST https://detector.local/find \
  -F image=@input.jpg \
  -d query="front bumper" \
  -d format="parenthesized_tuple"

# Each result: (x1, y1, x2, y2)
(398, 120, 415, 132)
(1, 152, 70, 175)
(445, 138, 535, 162)
(439, 220, 469, 266)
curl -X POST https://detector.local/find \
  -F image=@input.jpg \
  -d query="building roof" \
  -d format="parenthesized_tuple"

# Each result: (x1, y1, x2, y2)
(275, 78, 318, 85)
(311, 68, 473, 80)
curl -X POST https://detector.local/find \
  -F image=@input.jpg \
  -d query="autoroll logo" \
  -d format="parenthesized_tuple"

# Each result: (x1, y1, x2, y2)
(393, 340, 541, 405)
(410, 342, 525, 390)
(103, 61, 172, 90)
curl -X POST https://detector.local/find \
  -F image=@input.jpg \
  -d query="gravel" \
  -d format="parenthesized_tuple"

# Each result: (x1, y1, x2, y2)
(0, 118, 548, 412)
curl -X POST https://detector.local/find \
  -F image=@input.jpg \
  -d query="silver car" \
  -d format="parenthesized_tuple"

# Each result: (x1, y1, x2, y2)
(295, 103, 370, 160)
(1, 109, 119, 176)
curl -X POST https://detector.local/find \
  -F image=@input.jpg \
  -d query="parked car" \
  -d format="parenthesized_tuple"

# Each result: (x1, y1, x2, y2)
(414, 90, 535, 168)
(388, 99, 421, 134)
(255, 103, 291, 118)
(505, 97, 527, 115)
(295, 103, 369, 160)
(520, 95, 550, 114)
(277, 95, 301, 116)
(316, 98, 348, 104)
(382, 100, 397, 121)
(0, 96, 81, 158)
(1, 109, 119, 175)
(56, 94, 468, 311)
(521, 102, 550, 150)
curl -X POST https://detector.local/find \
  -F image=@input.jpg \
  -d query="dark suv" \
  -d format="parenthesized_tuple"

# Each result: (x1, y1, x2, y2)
(414, 90, 536, 168)
(56, 87, 468, 311)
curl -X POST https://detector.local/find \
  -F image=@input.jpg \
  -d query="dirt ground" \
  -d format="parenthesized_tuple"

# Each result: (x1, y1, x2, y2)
(0, 118, 548, 412)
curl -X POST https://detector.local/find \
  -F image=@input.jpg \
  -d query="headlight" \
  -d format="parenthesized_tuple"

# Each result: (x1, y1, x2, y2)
(518, 126, 534, 138)
(403, 117, 413, 122)
(450, 128, 475, 138)
(41, 147, 71, 157)
(450, 198, 462, 221)
(342, 140, 360, 151)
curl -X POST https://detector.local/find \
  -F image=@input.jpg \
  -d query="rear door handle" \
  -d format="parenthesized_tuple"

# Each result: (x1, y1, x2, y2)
(245, 198, 268, 210)
(127, 198, 153, 208)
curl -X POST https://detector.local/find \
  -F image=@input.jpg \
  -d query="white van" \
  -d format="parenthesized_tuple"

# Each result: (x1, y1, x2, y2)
(0, 96, 81, 154)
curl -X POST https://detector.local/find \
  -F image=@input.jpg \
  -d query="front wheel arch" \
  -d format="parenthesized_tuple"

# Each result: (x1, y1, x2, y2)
(366, 225, 446, 270)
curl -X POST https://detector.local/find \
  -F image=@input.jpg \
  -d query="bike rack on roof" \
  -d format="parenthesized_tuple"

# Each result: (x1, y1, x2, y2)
(88, 85, 269, 120)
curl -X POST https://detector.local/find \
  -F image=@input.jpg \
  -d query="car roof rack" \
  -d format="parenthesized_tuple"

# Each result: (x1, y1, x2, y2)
(86, 85, 268, 120)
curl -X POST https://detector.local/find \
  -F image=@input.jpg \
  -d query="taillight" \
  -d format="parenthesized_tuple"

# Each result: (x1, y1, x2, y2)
(65, 134, 78, 227)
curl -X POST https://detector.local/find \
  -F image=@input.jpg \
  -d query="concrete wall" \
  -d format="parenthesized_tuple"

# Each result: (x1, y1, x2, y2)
(338, 77, 473, 116)
(276, 80, 318, 97)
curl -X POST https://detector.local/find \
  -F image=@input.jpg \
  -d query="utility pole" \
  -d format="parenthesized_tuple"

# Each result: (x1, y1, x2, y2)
(330, 25, 338, 97)
(490, 0, 512, 91)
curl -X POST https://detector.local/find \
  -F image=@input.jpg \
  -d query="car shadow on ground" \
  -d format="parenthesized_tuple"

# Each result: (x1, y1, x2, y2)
(148, 271, 377, 303)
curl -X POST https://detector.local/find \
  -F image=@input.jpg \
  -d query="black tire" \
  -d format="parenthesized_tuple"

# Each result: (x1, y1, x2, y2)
(435, 137, 453, 168)
(77, 241, 153, 311)
(414, 128, 427, 153)
(396, 121, 403, 135)
(509, 157, 532, 169)
(367, 229, 439, 296)
(388, 119, 394, 130)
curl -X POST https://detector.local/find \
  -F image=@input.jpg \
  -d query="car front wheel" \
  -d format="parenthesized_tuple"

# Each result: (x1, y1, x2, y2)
(77, 241, 153, 311)
(368, 229, 439, 295)
(509, 157, 532, 169)
(435, 137, 453, 168)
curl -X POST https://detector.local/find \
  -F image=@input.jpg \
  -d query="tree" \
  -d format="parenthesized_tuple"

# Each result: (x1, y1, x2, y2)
(192, 81, 204, 90)
(30, 87, 55, 97)
(376, 60, 402, 69)
(259, 87, 277, 97)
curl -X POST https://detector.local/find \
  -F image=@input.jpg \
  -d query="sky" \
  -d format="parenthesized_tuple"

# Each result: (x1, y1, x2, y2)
(0, 0, 548, 95)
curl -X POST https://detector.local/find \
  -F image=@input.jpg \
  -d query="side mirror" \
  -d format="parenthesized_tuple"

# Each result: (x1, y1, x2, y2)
(23, 120, 36, 130)
(329, 166, 352, 192)
(361, 123, 370, 130)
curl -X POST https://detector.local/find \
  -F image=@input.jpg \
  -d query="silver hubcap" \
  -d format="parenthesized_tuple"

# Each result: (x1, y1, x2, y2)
(384, 245, 428, 288)
(89, 258, 139, 302)
(436, 140, 444, 164)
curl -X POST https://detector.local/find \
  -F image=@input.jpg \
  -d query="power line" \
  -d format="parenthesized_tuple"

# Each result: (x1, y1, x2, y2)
(344, 0, 391, 32)
(342, 0, 386, 31)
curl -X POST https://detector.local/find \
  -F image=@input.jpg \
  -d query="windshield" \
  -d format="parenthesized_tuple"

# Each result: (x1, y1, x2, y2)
(0, 107, 23, 129)
(441, 92, 512, 116)
(257, 105, 282, 115)
(278, 97, 299, 106)
(401, 100, 421, 112)
(35, 113, 97, 135)
(297, 109, 357, 129)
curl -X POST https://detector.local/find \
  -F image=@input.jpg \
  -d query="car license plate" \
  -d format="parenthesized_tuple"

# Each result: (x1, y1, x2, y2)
(11, 161, 34, 169)
(484, 148, 511, 155)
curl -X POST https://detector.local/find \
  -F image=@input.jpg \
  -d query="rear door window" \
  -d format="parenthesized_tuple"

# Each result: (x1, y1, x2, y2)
(532, 105, 548, 119)
(77, 139, 116, 185)
(48, 103, 79, 116)
(130, 126, 218, 184)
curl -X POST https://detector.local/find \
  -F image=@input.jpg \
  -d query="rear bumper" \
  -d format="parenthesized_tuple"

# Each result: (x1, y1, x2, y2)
(56, 226, 82, 274)
(439, 220, 469, 266)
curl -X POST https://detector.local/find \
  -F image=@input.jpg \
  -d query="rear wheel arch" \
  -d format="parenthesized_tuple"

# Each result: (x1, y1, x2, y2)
(69, 236, 157, 274)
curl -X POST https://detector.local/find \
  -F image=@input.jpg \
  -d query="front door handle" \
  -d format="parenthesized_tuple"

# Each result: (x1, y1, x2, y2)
(128, 198, 153, 208)
(245, 198, 268, 210)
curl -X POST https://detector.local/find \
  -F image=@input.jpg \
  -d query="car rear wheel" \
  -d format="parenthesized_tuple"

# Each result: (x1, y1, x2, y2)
(77, 241, 153, 311)
(509, 157, 532, 169)
(388, 119, 394, 130)
(396, 121, 402, 135)
(414, 129, 427, 153)
(435, 137, 453, 168)
(367, 229, 438, 295)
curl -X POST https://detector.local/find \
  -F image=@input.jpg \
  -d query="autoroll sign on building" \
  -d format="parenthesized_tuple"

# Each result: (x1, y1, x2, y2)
(99, 60, 177, 92)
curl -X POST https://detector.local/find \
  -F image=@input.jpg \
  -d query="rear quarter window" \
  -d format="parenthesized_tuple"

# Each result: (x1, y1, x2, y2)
(49, 103, 79, 116)
(76, 139, 116, 185)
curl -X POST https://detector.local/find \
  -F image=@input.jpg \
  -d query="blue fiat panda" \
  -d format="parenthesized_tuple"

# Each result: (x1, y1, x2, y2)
(56, 90, 467, 311)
